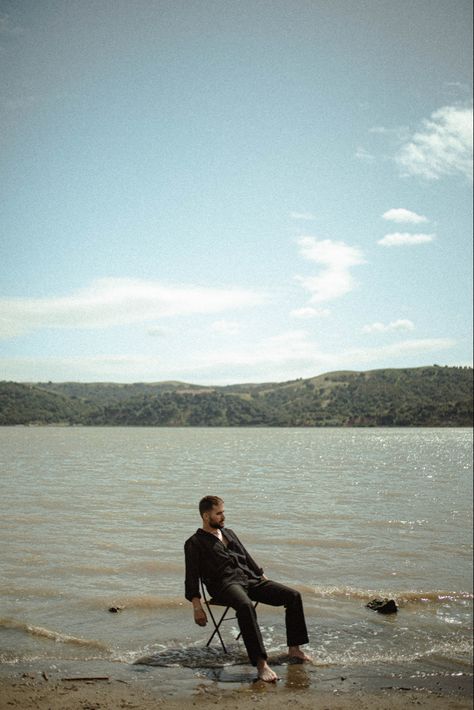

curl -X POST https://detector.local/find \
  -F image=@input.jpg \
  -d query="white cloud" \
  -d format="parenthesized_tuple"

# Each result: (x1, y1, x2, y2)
(378, 232, 435, 247)
(0, 335, 457, 383)
(354, 146, 375, 162)
(0, 355, 166, 382)
(147, 326, 168, 337)
(362, 319, 415, 334)
(396, 104, 473, 180)
(210, 319, 241, 335)
(348, 338, 456, 363)
(0, 278, 265, 339)
(192, 330, 316, 368)
(369, 125, 409, 139)
(296, 237, 365, 303)
(382, 208, 429, 224)
(290, 211, 317, 221)
(187, 332, 456, 377)
(290, 307, 330, 319)
(298, 237, 365, 271)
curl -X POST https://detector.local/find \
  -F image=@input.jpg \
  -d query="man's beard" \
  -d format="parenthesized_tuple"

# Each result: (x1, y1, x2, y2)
(209, 520, 224, 529)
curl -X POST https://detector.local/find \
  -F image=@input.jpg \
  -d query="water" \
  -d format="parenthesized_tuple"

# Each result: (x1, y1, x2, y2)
(0, 427, 472, 689)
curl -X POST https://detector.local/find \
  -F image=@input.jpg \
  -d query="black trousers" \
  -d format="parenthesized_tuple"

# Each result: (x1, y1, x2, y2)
(216, 579, 309, 666)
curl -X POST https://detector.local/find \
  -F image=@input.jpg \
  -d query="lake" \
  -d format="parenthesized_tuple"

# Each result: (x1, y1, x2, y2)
(0, 427, 472, 692)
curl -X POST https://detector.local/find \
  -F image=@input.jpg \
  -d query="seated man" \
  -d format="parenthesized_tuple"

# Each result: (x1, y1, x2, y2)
(184, 495, 311, 682)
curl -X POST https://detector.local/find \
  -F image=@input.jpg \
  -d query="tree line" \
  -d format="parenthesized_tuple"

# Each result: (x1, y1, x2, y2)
(0, 366, 472, 427)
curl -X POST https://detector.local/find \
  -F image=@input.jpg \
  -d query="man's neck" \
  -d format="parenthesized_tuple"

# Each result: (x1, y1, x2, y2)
(203, 524, 223, 537)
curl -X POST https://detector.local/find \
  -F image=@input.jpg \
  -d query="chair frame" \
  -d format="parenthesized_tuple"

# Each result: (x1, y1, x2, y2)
(200, 580, 257, 654)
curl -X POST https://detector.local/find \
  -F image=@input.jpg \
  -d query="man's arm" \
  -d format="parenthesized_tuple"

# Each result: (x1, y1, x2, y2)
(184, 538, 208, 626)
(191, 596, 207, 626)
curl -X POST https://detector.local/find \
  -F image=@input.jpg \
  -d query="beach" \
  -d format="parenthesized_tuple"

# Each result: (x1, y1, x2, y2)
(0, 661, 472, 710)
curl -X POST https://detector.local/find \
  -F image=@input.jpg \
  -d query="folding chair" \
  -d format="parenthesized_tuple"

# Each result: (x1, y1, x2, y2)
(200, 579, 258, 654)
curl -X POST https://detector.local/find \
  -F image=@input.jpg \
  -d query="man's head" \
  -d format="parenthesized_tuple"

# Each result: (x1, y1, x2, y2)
(199, 495, 225, 530)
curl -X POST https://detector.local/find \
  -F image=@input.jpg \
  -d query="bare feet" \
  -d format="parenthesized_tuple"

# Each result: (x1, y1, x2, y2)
(256, 658, 279, 682)
(288, 645, 313, 663)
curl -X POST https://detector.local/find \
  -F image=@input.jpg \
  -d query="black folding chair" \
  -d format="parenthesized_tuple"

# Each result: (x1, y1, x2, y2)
(200, 579, 258, 654)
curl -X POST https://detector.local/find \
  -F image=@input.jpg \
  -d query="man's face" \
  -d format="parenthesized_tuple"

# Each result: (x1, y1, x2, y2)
(206, 503, 225, 529)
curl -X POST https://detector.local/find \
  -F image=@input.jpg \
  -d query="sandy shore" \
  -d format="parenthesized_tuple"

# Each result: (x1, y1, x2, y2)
(1, 665, 471, 710)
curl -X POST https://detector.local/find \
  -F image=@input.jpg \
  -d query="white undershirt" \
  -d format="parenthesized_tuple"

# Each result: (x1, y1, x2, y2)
(215, 528, 223, 542)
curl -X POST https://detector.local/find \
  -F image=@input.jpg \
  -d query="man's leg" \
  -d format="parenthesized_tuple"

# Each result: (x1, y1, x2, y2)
(217, 584, 266, 665)
(217, 584, 278, 681)
(247, 580, 310, 654)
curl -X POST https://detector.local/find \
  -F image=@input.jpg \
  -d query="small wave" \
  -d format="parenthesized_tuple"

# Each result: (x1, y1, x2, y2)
(61, 560, 182, 576)
(0, 584, 68, 599)
(313, 640, 473, 668)
(0, 618, 108, 650)
(121, 560, 183, 574)
(397, 590, 474, 604)
(134, 638, 473, 671)
(62, 564, 123, 576)
(287, 538, 358, 549)
(109, 595, 185, 610)
(366, 519, 430, 529)
(296, 585, 473, 605)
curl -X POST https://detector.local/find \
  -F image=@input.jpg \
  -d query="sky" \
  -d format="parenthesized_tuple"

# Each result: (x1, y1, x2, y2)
(0, 0, 472, 385)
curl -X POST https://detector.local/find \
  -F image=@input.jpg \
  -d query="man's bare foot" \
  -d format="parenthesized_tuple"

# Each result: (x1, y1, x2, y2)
(288, 645, 313, 663)
(256, 658, 279, 682)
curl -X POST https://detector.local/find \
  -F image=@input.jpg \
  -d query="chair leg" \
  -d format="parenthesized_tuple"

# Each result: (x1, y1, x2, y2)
(200, 580, 259, 651)
(204, 603, 229, 653)
(201, 580, 255, 654)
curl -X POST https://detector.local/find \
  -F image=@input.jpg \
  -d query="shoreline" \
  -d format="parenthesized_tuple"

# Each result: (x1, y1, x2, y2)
(1, 658, 472, 710)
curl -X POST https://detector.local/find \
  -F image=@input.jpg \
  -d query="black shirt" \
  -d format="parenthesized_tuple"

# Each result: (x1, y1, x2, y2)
(184, 527, 264, 602)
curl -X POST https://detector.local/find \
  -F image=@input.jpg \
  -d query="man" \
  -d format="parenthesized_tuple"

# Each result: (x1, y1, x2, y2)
(184, 495, 311, 682)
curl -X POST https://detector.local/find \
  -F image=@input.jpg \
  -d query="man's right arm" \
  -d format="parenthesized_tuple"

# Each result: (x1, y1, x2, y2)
(191, 596, 207, 626)
(184, 538, 208, 626)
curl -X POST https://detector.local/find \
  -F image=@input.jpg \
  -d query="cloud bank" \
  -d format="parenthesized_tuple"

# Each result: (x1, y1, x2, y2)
(396, 104, 473, 180)
(0, 278, 265, 339)
(0, 332, 457, 383)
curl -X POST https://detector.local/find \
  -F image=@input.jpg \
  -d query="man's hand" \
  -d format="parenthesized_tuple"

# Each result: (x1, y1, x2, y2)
(193, 606, 208, 626)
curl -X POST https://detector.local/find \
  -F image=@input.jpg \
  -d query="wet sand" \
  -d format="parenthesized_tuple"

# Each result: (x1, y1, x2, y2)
(1, 663, 471, 710)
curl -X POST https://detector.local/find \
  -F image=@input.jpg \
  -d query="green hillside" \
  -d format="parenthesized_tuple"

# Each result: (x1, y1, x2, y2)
(0, 366, 472, 426)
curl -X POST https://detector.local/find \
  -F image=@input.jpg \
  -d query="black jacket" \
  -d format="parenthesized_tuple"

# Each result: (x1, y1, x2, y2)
(184, 527, 264, 602)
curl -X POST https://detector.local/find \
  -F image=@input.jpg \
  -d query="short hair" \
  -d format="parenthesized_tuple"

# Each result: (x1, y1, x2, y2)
(199, 495, 224, 517)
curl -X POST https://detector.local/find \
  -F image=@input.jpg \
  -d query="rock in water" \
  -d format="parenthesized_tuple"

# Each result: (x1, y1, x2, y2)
(366, 598, 398, 614)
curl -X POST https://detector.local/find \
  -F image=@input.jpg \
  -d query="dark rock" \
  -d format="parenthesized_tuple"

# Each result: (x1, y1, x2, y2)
(366, 598, 398, 614)
(108, 606, 123, 613)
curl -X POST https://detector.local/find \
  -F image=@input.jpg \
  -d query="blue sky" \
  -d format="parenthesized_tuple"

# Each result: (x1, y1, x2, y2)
(1, 0, 472, 384)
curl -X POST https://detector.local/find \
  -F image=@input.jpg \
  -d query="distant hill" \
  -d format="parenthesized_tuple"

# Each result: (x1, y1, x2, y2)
(0, 366, 472, 427)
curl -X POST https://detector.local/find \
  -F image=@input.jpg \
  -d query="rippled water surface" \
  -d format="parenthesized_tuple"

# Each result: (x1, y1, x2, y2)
(1, 427, 472, 679)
